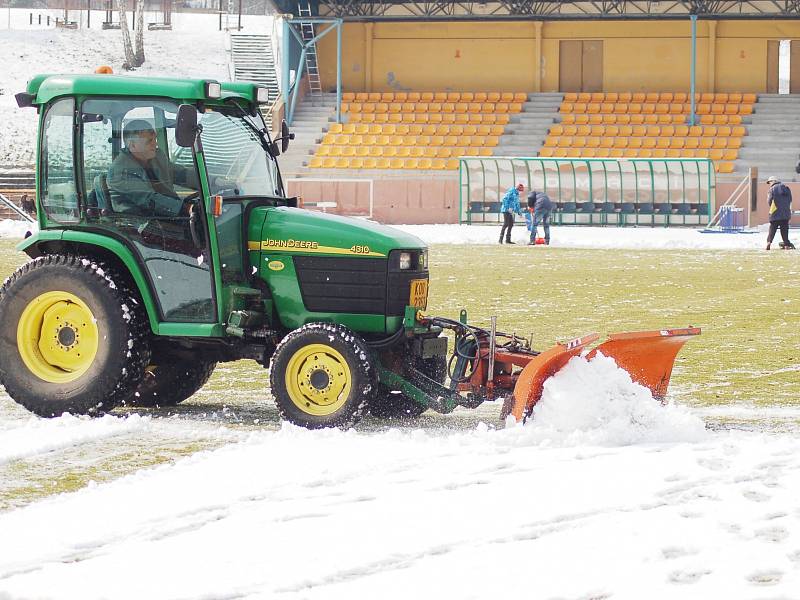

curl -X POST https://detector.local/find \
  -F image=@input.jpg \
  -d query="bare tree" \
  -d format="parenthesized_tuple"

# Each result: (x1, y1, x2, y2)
(133, 0, 146, 67)
(116, 0, 136, 70)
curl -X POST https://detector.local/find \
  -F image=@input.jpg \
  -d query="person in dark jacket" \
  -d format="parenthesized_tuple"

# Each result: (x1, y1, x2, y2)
(499, 182, 524, 244)
(527, 190, 554, 245)
(766, 176, 795, 250)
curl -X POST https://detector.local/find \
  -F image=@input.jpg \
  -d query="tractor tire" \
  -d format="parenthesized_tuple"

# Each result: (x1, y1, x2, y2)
(269, 323, 377, 429)
(0, 255, 151, 417)
(370, 354, 448, 419)
(126, 360, 217, 407)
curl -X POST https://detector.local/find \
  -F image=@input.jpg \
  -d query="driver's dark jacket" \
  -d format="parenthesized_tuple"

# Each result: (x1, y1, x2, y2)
(107, 149, 197, 217)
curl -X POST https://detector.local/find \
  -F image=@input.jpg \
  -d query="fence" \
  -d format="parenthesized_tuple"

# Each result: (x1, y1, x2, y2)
(459, 157, 716, 226)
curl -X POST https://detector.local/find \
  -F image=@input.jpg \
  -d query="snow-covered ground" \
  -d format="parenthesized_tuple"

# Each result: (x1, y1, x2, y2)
(0, 10, 273, 167)
(0, 218, 778, 250)
(1, 222, 799, 598)
(2, 355, 800, 599)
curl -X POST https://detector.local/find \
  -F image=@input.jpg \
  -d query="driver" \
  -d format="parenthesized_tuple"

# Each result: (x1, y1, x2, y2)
(107, 119, 198, 216)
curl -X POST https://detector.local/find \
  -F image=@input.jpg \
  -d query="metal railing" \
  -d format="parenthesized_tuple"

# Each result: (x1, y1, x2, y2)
(459, 157, 715, 227)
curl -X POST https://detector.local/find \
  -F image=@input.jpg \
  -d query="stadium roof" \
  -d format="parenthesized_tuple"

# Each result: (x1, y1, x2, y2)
(276, 1, 800, 20)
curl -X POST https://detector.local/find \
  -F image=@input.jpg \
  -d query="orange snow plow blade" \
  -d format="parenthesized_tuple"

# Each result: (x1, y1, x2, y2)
(504, 333, 599, 422)
(587, 327, 701, 402)
(504, 327, 700, 423)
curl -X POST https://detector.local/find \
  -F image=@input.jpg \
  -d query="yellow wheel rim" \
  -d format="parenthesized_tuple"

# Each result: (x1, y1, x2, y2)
(16, 291, 99, 383)
(284, 343, 352, 416)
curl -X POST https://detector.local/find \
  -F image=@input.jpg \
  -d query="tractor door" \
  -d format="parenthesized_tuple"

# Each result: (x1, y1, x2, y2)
(79, 98, 217, 323)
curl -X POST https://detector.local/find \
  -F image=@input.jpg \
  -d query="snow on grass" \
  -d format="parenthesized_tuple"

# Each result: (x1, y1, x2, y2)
(0, 413, 151, 465)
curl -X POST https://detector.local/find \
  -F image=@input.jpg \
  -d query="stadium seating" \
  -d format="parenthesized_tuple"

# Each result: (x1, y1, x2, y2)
(310, 92, 527, 170)
(542, 92, 753, 172)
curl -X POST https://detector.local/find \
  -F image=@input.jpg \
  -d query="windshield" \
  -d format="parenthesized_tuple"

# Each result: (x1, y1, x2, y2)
(177, 108, 280, 199)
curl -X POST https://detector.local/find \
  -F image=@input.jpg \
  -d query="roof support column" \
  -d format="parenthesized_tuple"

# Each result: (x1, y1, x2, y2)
(534, 21, 543, 92)
(365, 22, 374, 91)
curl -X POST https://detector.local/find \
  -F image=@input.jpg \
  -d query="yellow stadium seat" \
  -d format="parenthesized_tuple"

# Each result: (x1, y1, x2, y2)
(708, 149, 723, 160)
(539, 147, 555, 157)
(700, 126, 716, 137)
(669, 138, 684, 149)
(446, 159, 460, 169)
(544, 137, 558, 147)
(587, 102, 601, 114)
(617, 125, 632, 136)
(743, 94, 757, 103)
(429, 158, 446, 169)
(609, 148, 624, 158)
(654, 103, 669, 115)
(381, 92, 395, 103)
(317, 145, 332, 156)
(418, 158, 433, 169)
(322, 157, 337, 168)
(660, 92, 674, 103)
(688, 126, 702, 137)
(696, 149, 710, 158)
(387, 157, 403, 169)
(699, 137, 713, 149)
(420, 92, 434, 102)
(561, 114, 576, 124)
(354, 146, 369, 157)
(395, 92, 408, 103)
(575, 92, 590, 103)
(652, 149, 667, 158)
(589, 92, 604, 103)
(497, 92, 512, 103)
(374, 114, 389, 123)
(628, 103, 642, 114)
(460, 92, 474, 103)
(727, 93, 741, 103)
(407, 92, 421, 102)
(598, 137, 614, 149)
(642, 103, 657, 114)
(406, 146, 422, 158)
(558, 136, 573, 147)
(631, 125, 646, 137)
(699, 115, 714, 125)
(433, 92, 447, 102)
(442, 113, 456, 124)
(723, 149, 738, 161)
(639, 149, 653, 158)
(565, 148, 580, 158)
(717, 162, 735, 173)
(435, 147, 451, 158)
(655, 137, 670, 149)
(574, 124, 590, 136)
(727, 138, 742, 149)
(348, 157, 364, 169)
(375, 158, 391, 169)
(731, 126, 745, 137)
(613, 137, 628, 148)
(342, 92, 355, 102)
(453, 113, 469, 125)
(367, 92, 380, 102)
(308, 156, 324, 168)
(440, 102, 454, 113)
(382, 146, 397, 157)
(564, 92, 578, 102)
(643, 115, 658, 125)
(329, 123, 344, 134)
(367, 146, 382, 157)
(582, 148, 598, 158)
(334, 157, 349, 168)
(403, 158, 419, 169)
(428, 113, 442, 124)
(666, 149, 681, 158)
(628, 137, 642, 149)
(572, 136, 587, 147)
(445, 92, 459, 103)
(388, 102, 402, 113)
(513, 93, 527, 103)
(588, 115, 603, 125)
(622, 149, 639, 158)
(641, 137, 656, 149)
(485, 92, 499, 102)
(572, 115, 589, 124)
(700, 93, 714, 103)
(355, 93, 369, 102)
(586, 136, 600, 148)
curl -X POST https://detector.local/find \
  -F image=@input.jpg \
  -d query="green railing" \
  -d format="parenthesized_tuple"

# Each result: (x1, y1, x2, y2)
(458, 157, 715, 226)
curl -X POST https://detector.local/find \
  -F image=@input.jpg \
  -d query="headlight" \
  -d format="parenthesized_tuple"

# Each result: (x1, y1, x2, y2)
(399, 252, 411, 270)
(205, 81, 222, 99)
(256, 87, 270, 103)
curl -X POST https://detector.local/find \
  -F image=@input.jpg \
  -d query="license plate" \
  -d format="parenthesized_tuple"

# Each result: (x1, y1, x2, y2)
(409, 279, 428, 309)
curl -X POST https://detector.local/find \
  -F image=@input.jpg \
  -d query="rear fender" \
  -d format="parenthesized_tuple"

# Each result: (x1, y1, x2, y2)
(18, 230, 160, 334)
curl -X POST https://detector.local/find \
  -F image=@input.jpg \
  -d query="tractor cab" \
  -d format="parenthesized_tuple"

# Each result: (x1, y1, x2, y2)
(18, 74, 293, 326)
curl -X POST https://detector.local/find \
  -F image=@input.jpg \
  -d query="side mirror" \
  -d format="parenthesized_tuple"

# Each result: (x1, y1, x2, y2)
(175, 104, 198, 147)
(280, 119, 294, 153)
(269, 141, 281, 157)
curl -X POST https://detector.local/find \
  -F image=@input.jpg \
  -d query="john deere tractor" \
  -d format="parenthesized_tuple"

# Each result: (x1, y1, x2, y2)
(0, 74, 699, 428)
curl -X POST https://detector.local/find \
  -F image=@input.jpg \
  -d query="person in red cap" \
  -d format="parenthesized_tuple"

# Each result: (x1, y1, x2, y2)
(498, 182, 524, 244)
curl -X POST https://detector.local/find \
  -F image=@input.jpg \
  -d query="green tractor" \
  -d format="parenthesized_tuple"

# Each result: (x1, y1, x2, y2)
(1, 74, 699, 428)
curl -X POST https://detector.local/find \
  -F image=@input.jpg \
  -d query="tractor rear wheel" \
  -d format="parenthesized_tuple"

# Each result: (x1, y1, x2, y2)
(0, 255, 150, 417)
(370, 354, 448, 419)
(269, 323, 377, 429)
(126, 360, 217, 407)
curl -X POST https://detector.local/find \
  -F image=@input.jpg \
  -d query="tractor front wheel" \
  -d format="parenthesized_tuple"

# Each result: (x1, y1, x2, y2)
(126, 359, 217, 407)
(269, 323, 376, 429)
(0, 255, 150, 417)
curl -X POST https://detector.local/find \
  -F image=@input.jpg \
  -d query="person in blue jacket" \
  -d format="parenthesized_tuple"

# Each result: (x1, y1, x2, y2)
(499, 182, 524, 244)
(766, 176, 795, 250)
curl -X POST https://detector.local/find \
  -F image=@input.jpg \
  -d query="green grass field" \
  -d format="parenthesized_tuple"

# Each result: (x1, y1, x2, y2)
(0, 238, 798, 410)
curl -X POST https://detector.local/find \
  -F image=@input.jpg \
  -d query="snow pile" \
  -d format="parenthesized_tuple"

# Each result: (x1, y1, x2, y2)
(524, 352, 707, 445)
(0, 413, 151, 465)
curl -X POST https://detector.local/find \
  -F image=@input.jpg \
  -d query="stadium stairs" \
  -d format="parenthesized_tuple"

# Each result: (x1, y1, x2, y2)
(280, 93, 338, 176)
(494, 93, 564, 156)
(735, 94, 800, 181)
(228, 33, 280, 106)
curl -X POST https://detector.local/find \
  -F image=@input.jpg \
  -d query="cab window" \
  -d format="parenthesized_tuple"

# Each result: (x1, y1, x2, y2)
(40, 98, 78, 224)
